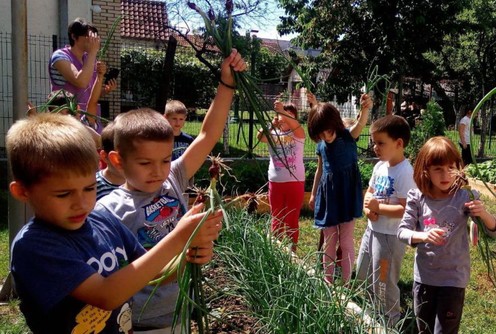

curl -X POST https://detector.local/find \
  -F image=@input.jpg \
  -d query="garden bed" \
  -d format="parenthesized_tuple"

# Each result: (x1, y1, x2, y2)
(468, 177, 496, 199)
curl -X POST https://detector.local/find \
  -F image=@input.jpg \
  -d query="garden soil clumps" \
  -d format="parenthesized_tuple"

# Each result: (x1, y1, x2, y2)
(191, 261, 263, 334)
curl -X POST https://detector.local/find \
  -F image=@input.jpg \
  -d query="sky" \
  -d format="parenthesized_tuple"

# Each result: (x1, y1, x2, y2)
(251, 2, 294, 40)
(163, 0, 296, 41)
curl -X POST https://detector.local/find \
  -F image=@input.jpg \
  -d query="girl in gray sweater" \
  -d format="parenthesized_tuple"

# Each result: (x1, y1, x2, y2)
(398, 136, 496, 334)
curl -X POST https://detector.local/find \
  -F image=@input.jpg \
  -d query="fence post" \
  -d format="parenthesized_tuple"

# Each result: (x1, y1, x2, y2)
(1, 0, 28, 302)
(52, 34, 58, 52)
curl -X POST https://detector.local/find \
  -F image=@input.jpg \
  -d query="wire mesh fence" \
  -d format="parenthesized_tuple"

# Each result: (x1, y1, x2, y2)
(1, 32, 495, 161)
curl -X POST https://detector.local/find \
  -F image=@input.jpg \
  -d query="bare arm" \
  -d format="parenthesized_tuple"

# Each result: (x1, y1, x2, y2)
(309, 155, 323, 210)
(257, 116, 277, 143)
(458, 123, 467, 148)
(365, 195, 407, 219)
(350, 94, 372, 139)
(363, 187, 378, 221)
(70, 204, 222, 310)
(53, 32, 100, 89)
(182, 50, 247, 180)
(85, 61, 106, 127)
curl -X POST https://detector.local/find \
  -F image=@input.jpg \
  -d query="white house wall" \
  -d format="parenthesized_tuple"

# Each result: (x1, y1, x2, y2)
(0, 0, 93, 34)
(0, 0, 93, 149)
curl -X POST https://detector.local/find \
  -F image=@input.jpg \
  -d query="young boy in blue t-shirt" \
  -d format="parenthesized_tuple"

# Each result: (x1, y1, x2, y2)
(7, 113, 222, 334)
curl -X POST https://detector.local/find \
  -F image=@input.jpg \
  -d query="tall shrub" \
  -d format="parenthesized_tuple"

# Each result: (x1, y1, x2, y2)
(121, 47, 217, 109)
(406, 99, 446, 161)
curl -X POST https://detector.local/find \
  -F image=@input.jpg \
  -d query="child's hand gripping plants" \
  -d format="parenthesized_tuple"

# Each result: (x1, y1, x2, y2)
(450, 169, 496, 287)
(464, 86, 496, 287)
(142, 155, 230, 333)
(361, 63, 391, 118)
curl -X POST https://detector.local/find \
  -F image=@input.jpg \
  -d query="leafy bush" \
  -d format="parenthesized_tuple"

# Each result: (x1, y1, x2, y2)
(194, 158, 374, 195)
(195, 160, 269, 195)
(121, 48, 217, 109)
(359, 159, 375, 186)
(466, 160, 496, 184)
(406, 99, 446, 161)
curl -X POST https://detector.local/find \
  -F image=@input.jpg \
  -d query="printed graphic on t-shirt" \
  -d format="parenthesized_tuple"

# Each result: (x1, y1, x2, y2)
(72, 304, 111, 334)
(373, 175, 395, 204)
(86, 246, 130, 274)
(272, 133, 297, 172)
(139, 195, 182, 248)
(71, 303, 132, 334)
(423, 205, 458, 239)
(172, 142, 190, 160)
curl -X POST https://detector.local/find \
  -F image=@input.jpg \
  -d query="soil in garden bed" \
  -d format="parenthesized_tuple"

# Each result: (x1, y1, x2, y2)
(191, 261, 264, 334)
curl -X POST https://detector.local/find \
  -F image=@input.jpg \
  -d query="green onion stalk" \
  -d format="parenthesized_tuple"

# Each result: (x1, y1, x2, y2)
(361, 64, 390, 120)
(463, 184, 496, 287)
(466, 86, 496, 286)
(28, 89, 107, 125)
(142, 155, 231, 333)
(97, 15, 122, 60)
(187, 0, 295, 172)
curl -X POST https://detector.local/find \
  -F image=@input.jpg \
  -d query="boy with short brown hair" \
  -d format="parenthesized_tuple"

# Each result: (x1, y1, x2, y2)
(95, 50, 246, 332)
(164, 99, 194, 161)
(356, 115, 416, 326)
(7, 113, 221, 333)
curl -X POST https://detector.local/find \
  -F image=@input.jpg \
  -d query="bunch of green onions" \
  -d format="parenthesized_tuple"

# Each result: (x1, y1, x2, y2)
(466, 86, 496, 286)
(97, 15, 122, 60)
(143, 156, 230, 333)
(361, 63, 390, 117)
(463, 184, 496, 286)
(187, 0, 293, 168)
(29, 89, 107, 125)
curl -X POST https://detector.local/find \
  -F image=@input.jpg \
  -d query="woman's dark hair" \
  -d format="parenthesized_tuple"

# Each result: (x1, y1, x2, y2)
(67, 18, 98, 46)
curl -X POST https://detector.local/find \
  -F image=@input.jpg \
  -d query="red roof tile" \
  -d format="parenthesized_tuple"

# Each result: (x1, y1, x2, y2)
(121, 0, 169, 41)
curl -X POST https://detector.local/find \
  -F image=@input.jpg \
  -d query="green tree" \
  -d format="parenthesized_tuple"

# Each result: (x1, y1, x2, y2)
(426, 0, 496, 157)
(276, 0, 467, 105)
(406, 99, 446, 161)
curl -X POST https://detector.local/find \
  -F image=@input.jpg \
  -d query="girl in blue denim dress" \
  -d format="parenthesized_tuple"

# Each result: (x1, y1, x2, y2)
(308, 94, 372, 283)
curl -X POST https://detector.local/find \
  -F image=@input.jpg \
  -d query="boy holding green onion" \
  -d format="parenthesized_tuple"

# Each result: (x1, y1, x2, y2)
(94, 49, 246, 333)
(7, 113, 221, 334)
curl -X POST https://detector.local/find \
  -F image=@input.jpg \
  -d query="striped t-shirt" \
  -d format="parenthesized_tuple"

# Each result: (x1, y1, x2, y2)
(96, 170, 120, 200)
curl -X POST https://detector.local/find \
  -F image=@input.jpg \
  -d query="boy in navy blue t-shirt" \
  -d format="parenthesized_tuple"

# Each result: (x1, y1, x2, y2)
(7, 113, 222, 333)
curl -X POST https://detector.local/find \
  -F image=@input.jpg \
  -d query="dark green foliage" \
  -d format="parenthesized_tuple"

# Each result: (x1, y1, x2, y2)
(358, 159, 375, 187)
(406, 99, 446, 161)
(195, 160, 269, 195)
(466, 160, 496, 184)
(120, 48, 217, 109)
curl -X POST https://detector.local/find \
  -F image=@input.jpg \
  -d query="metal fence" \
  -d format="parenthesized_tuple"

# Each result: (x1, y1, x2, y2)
(2, 33, 492, 160)
(0, 33, 361, 159)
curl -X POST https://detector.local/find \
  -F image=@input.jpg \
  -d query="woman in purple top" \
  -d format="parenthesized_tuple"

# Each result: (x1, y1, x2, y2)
(49, 18, 116, 133)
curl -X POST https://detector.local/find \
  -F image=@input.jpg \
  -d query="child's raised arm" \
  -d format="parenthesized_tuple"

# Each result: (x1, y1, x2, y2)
(182, 49, 247, 180)
(69, 203, 222, 311)
(350, 93, 373, 139)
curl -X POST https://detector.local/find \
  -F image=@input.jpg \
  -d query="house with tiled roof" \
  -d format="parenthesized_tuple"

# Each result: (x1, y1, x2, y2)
(121, 0, 169, 46)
